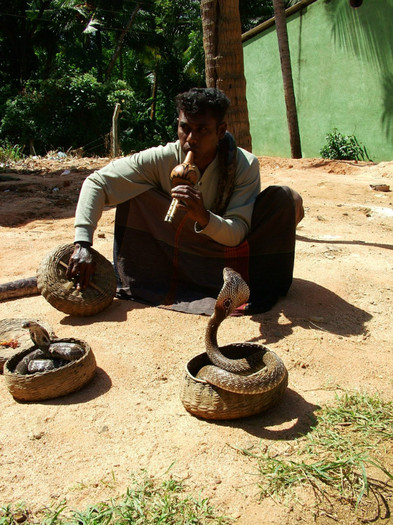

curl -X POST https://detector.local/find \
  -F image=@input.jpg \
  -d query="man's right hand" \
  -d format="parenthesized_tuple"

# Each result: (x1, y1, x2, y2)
(66, 242, 96, 291)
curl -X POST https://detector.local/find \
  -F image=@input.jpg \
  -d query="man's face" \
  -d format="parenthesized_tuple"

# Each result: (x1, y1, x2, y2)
(177, 110, 226, 170)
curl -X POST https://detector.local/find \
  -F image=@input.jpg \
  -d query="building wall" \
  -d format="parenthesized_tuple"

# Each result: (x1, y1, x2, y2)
(243, 0, 393, 161)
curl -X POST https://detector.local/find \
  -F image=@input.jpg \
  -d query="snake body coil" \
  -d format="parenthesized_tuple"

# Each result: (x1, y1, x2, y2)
(13, 321, 85, 375)
(0, 277, 38, 301)
(197, 268, 287, 394)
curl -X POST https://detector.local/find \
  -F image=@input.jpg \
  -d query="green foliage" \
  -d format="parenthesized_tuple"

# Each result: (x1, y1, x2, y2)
(239, 0, 298, 32)
(0, 75, 112, 155)
(239, 391, 393, 515)
(0, 473, 232, 524)
(239, 0, 274, 32)
(320, 129, 372, 161)
(0, 140, 24, 165)
(0, 0, 274, 155)
(0, 75, 166, 155)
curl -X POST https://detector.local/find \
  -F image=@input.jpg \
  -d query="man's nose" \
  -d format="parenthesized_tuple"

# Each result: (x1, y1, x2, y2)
(186, 130, 197, 143)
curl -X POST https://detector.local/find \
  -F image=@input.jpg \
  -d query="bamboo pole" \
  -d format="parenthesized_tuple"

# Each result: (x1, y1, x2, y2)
(111, 103, 121, 158)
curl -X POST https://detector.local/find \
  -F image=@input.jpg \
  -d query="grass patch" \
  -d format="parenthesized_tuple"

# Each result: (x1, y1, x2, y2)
(0, 140, 24, 166)
(0, 473, 232, 525)
(238, 391, 393, 520)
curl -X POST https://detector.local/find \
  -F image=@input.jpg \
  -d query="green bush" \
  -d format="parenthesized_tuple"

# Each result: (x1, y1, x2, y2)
(107, 83, 174, 154)
(0, 76, 175, 156)
(0, 92, 38, 152)
(320, 129, 371, 161)
(0, 75, 112, 155)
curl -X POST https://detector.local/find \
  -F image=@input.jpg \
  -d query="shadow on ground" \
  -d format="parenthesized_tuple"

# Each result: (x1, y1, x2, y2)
(207, 388, 319, 440)
(250, 277, 372, 344)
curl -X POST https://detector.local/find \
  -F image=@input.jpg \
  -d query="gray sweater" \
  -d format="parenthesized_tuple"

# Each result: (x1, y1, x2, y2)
(74, 140, 260, 247)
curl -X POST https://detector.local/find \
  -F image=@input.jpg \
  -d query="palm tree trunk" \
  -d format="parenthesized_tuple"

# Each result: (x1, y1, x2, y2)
(105, 3, 140, 80)
(273, 0, 302, 158)
(201, 0, 252, 152)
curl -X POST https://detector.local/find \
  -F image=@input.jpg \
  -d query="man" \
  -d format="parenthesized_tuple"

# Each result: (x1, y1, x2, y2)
(67, 87, 303, 314)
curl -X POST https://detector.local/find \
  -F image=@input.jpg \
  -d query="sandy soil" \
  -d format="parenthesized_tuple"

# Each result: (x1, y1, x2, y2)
(0, 154, 392, 524)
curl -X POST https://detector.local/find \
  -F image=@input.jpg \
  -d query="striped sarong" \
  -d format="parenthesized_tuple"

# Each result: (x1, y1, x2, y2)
(114, 185, 297, 315)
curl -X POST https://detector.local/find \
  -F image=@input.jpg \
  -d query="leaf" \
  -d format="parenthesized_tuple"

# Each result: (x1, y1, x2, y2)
(83, 18, 103, 35)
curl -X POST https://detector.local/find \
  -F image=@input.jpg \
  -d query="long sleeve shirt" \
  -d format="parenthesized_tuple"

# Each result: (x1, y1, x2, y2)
(74, 140, 261, 247)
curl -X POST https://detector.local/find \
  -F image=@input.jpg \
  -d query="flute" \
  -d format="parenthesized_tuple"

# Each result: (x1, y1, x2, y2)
(164, 150, 201, 222)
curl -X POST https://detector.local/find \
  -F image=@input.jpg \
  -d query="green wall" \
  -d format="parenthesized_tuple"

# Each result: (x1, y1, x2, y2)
(243, 0, 393, 161)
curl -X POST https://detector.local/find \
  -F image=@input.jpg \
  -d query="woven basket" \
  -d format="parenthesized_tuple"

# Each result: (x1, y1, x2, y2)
(37, 243, 117, 316)
(0, 318, 55, 373)
(4, 338, 96, 401)
(180, 344, 288, 420)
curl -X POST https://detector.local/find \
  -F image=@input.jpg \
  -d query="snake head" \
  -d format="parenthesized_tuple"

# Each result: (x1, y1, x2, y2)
(22, 321, 51, 350)
(216, 268, 250, 316)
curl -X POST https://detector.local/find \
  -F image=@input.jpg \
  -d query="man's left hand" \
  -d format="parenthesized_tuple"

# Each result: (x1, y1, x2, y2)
(66, 243, 96, 291)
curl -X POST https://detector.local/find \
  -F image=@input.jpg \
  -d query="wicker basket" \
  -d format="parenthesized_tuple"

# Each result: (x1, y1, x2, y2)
(0, 318, 55, 373)
(180, 345, 288, 420)
(37, 244, 117, 316)
(4, 338, 96, 401)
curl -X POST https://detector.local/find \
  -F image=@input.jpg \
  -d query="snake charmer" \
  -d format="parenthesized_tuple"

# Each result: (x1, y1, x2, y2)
(66, 87, 304, 315)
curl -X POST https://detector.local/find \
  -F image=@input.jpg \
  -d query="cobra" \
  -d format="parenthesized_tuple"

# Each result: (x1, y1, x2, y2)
(14, 321, 85, 374)
(197, 267, 287, 394)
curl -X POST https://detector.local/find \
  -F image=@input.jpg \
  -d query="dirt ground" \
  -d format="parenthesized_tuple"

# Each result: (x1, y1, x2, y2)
(0, 154, 392, 524)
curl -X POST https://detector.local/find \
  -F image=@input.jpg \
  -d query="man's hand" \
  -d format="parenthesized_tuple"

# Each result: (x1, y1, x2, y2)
(66, 243, 96, 291)
(170, 185, 210, 228)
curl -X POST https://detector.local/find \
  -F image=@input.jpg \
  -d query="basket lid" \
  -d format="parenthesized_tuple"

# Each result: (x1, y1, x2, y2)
(37, 244, 116, 317)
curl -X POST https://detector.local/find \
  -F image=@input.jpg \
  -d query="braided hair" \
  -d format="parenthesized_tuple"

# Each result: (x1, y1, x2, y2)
(212, 131, 237, 217)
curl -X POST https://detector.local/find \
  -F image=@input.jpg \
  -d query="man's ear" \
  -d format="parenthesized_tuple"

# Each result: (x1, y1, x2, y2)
(217, 121, 227, 140)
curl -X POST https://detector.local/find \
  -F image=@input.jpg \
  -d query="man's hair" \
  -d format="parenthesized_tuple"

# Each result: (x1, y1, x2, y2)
(175, 88, 230, 122)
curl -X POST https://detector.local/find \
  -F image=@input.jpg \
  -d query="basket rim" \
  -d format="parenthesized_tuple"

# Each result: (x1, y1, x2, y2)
(5, 338, 91, 377)
(4, 338, 97, 401)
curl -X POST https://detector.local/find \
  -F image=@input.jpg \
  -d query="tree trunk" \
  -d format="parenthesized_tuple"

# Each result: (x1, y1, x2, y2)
(96, 29, 103, 82)
(105, 3, 140, 80)
(150, 66, 158, 121)
(201, 0, 252, 152)
(273, 0, 302, 158)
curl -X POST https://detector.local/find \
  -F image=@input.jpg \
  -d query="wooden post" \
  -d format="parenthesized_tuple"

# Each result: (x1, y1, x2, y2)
(111, 103, 121, 158)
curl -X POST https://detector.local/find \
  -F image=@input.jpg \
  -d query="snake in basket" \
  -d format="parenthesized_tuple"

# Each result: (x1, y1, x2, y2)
(14, 321, 85, 375)
(196, 267, 287, 394)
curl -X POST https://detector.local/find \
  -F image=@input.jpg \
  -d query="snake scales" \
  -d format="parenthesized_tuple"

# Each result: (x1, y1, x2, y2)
(0, 277, 38, 301)
(13, 321, 85, 374)
(197, 267, 287, 395)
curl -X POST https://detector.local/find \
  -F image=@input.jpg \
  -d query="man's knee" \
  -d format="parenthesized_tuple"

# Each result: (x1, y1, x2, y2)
(289, 188, 304, 225)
